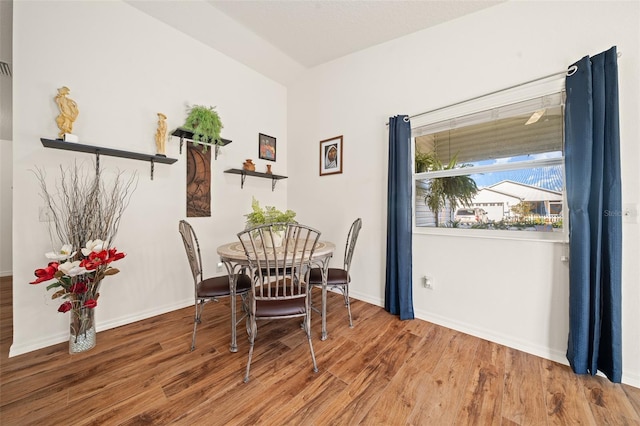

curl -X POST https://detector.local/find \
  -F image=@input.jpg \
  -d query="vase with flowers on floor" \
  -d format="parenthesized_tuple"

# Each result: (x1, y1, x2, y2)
(29, 164, 135, 354)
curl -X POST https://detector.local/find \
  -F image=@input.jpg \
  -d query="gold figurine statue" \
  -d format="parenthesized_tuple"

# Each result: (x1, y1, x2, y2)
(55, 86, 79, 139)
(155, 112, 168, 156)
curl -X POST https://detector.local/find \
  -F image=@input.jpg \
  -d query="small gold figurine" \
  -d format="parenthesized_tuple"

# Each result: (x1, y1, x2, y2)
(55, 86, 79, 139)
(155, 112, 167, 156)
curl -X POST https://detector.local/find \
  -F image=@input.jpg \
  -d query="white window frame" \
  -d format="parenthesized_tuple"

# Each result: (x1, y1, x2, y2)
(411, 78, 568, 243)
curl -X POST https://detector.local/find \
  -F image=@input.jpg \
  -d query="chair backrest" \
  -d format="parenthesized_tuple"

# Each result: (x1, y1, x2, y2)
(343, 218, 363, 272)
(178, 220, 203, 285)
(237, 223, 321, 301)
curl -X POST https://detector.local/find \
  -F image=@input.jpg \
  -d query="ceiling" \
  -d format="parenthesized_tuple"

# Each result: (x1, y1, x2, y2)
(127, 0, 504, 84)
(207, 0, 503, 68)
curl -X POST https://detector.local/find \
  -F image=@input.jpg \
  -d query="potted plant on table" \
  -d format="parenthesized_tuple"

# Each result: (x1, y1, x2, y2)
(244, 197, 297, 247)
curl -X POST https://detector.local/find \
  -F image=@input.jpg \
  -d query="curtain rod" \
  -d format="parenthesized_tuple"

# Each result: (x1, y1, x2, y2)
(388, 51, 622, 126)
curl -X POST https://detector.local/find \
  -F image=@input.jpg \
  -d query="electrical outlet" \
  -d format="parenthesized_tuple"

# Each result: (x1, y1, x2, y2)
(38, 206, 52, 222)
(423, 276, 434, 290)
(216, 262, 223, 272)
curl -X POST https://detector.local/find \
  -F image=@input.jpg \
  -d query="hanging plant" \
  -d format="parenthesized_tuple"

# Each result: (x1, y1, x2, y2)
(182, 104, 223, 152)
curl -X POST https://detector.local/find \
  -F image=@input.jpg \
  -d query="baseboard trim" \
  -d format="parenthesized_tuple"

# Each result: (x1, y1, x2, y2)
(9, 298, 193, 357)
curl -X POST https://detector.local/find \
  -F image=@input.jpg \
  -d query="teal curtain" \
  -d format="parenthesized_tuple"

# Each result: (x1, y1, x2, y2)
(565, 46, 622, 382)
(385, 115, 414, 320)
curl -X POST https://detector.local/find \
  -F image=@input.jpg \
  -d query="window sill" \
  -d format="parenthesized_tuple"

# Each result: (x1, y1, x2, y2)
(413, 226, 568, 243)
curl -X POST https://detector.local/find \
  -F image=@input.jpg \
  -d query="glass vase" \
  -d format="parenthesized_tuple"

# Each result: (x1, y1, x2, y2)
(69, 307, 96, 354)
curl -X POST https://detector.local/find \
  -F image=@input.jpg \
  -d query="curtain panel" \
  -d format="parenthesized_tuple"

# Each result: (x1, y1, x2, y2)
(385, 115, 414, 320)
(565, 46, 622, 382)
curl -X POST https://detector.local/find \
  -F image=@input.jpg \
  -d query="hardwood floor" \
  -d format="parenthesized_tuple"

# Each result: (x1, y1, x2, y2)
(1, 275, 639, 425)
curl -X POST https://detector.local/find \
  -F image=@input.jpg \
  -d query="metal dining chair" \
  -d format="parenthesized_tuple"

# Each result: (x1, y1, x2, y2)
(309, 218, 362, 328)
(237, 222, 321, 383)
(179, 220, 252, 351)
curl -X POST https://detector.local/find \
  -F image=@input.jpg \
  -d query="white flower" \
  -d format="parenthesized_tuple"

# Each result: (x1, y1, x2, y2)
(58, 260, 87, 277)
(45, 244, 77, 261)
(81, 239, 107, 256)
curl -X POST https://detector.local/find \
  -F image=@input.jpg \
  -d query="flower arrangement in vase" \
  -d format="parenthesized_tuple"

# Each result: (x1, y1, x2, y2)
(30, 163, 137, 353)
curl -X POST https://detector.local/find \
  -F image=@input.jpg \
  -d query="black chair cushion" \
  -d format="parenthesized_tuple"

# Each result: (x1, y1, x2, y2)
(259, 267, 293, 277)
(308, 268, 349, 286)
(255, 297, 306, 317)
(196, 273, 251, 298)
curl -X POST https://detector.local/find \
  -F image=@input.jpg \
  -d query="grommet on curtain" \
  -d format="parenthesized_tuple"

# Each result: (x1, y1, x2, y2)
(403, 116, 410, 123)
(567, 65, 578, 76)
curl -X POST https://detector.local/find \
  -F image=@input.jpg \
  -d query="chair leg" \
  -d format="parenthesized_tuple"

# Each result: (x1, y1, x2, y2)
(244, 316, 257, 383)
(191, 299, 204, 351)
(305, 311, 318, 373)
(343, 285, 353, 328)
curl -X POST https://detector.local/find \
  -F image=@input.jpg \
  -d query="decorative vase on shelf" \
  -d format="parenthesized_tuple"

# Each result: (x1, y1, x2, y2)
(243, 159, 255, 171)
(69, 306, 96, 354)
(266, 164, 272, 174)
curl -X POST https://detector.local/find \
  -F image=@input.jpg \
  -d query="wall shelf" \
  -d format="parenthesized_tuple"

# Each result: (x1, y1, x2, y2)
(170, 128, 232, 159)
(40, 138, 177, 180)
(224, 168, 287, 191)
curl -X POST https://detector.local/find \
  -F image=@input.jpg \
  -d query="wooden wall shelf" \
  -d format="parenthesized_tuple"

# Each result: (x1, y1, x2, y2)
(40, 138, 177, 180)
(224, 168, 287, 191)
(170, 128, 231, 159)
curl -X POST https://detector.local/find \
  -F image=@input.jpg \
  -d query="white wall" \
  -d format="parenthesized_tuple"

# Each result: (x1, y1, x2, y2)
(0, 0, 13, 277)
(0, 139, 11, 277)
(11, 1, 288, 355)
(287, 1, 640, 386)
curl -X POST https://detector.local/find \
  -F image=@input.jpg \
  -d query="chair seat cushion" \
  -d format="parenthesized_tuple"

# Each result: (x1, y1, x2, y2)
(197, 273, 251, 298)
(308, 268, 349, 286)
(255, 297, 306, 317)
(258, 266, 293, 278)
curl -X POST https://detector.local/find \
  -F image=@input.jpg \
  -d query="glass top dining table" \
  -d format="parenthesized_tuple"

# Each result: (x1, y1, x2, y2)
(216, 240, 336, 352)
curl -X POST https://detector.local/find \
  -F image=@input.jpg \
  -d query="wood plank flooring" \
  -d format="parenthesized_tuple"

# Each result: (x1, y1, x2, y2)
(1, 275, 639, 425)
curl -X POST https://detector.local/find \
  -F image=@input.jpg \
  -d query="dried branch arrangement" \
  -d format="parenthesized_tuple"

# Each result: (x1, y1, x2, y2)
(34, 163, 138, 251)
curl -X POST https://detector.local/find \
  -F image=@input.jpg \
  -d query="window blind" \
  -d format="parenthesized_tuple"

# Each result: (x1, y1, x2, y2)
(413, 93, 563, 164)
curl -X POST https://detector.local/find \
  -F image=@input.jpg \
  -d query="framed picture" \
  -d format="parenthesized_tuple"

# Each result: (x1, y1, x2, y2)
(319, 135, 343, 176)
(258, 133, 277, 161)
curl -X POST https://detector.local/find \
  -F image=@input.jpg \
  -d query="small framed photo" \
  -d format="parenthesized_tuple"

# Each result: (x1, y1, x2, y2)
(319, 135, 343, 176)
(258, 133, 276, 161)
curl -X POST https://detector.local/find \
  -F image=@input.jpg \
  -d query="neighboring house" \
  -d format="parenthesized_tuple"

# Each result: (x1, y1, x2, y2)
(415, 179, 563, 226)
(472, 180, 563, 222)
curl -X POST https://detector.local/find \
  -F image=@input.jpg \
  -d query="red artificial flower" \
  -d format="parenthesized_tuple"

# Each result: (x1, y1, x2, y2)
(58, 301, 72, 313)
(83, 299, 98, 309)
(90, 250, 108, 262)
(106, 248, 125, 263)
(79, 258, 98, 271)
(70, 281, 88, 294)
(30, 262, 59, 284)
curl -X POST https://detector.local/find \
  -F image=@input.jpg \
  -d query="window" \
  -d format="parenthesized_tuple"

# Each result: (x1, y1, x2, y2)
(413, 91, 566, 239)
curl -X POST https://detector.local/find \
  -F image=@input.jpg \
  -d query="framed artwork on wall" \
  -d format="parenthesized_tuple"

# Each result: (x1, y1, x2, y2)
(319, 135, 343, 176)
(259, 133, 276, 161)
